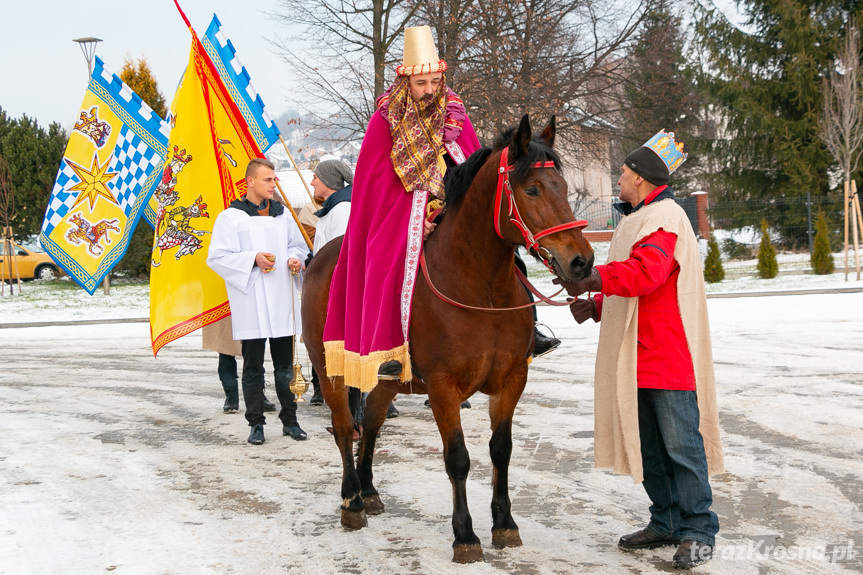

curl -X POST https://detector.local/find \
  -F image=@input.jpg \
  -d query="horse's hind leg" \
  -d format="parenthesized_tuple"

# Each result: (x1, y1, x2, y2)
(488, 368, 528, 549)
(355, 384, 397, 515)
(322, 373, 367, 530)
(428, 383, 483, 563)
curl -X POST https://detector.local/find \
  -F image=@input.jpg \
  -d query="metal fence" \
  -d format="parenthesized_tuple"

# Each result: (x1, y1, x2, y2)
(707, 194, 846, 277)
(569, 194, 854, 277)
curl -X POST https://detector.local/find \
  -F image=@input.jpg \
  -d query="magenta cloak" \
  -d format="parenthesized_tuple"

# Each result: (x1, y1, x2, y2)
(323, 103, 480, 391)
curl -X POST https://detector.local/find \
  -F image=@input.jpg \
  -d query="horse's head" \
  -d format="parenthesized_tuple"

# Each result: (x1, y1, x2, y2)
(494, 115, 594, 282)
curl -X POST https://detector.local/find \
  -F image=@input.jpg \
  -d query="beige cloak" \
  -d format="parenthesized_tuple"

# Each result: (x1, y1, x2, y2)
(593, 198, 724, 483)
(202, 316, 241, 357)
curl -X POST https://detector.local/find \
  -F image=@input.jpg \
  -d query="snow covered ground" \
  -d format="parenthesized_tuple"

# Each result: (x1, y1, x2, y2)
(0, 272, 862, 574)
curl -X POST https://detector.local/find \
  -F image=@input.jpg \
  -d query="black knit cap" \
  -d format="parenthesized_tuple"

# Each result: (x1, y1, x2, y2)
(624, 146, 669, 186)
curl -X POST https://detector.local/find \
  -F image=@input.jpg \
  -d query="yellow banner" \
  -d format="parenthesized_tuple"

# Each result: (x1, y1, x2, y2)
(40, 57, 168, 294)
(149, 33, 262, 355)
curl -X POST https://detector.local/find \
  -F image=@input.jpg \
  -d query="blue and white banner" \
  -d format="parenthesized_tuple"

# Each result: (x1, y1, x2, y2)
(203, 14, 281, 153)
(40, 56, 169, 293)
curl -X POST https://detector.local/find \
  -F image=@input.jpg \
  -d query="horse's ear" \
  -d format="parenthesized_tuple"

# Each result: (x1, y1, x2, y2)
(511, 114, 532, 159)
(540, 116, 556, 148)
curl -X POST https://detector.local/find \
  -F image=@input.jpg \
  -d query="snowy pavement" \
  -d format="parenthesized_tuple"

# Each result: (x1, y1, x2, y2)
(0, 292, 862, 574)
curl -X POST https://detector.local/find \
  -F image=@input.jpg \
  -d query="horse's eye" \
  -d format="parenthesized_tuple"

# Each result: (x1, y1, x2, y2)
(525, 186, 540, 197)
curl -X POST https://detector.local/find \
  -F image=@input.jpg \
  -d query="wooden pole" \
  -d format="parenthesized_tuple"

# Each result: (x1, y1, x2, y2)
(853, 180, 863, 280)
(844, 179, 850, 280)
(274, 179, 313, 250)
(2, 236, 12, 295)
(278, 134, 315, 204)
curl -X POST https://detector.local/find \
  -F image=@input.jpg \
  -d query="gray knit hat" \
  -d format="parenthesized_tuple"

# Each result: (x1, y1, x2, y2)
(314, 159, 354, 191)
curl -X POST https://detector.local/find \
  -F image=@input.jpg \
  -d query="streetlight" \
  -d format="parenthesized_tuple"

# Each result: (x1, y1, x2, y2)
(73, 37, 102, 76)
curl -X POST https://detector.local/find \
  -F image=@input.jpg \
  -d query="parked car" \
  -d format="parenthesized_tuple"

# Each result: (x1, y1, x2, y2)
(0, 240, 62, 280)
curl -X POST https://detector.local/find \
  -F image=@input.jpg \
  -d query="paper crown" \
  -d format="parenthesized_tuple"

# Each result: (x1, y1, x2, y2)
(643, 130, 688, 175)
(397, 26, 448, 77)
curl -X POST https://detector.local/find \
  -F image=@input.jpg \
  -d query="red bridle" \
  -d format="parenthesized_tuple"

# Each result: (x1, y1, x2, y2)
(493, 146, 588, 273)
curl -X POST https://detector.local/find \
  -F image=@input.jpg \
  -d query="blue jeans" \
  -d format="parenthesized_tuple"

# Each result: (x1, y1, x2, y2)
(638, 388, 719, 545)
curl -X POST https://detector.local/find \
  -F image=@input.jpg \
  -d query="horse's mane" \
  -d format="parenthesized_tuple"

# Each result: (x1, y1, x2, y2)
(445, 147, 492, 208)
(445, 127, 561, 208)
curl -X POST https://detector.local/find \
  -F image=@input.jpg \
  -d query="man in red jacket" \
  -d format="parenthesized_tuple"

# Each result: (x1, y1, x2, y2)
(557, 131, 724, 570)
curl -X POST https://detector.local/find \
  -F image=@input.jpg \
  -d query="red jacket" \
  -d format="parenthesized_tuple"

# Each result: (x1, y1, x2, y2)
(595, 193, 696, 390)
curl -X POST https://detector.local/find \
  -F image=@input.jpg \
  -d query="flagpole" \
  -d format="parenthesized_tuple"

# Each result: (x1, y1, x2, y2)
(274, 180, 313, 250)
(278, 135, 316, 204)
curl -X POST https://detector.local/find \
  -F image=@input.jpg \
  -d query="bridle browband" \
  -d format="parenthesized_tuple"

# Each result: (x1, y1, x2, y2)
(494, 146, 587, 273)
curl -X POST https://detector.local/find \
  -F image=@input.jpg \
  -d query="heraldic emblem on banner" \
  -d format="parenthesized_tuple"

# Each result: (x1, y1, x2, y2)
(40, 56, 170, 294)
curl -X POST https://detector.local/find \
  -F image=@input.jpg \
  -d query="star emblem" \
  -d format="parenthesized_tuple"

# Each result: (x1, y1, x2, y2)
(66, 153, 119, 210)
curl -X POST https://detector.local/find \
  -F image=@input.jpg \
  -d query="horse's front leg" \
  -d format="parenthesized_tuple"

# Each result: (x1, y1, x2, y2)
(488, 366, 528, 548)
(321, 372, 366, 530)
(355, 384, 397, 515)
(428, 381, 483, 563)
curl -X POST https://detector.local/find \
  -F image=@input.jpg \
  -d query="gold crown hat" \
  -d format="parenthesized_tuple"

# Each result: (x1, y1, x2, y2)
(643, 130, 688, 175)
(396, 26, 448, 76)
(624, 129, 688, 186)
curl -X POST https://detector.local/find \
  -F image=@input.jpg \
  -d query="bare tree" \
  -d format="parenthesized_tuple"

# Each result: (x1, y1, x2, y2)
(453, 0, 656, 163)
(0, 156, 17, 294)
(272, 0, 655, 145)
(820, 19, 863, 280)
(269, 0, 421, 136)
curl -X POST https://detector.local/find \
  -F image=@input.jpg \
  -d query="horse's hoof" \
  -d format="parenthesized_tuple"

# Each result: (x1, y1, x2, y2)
(452, 543, 483, 563)
(340, 508, 368, 530)
(492, 528, 523, 548)
(362, 494, 385, 515)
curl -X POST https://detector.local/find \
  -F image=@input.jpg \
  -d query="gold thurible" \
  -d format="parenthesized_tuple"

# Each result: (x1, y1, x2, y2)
(289, 267, 309, 401)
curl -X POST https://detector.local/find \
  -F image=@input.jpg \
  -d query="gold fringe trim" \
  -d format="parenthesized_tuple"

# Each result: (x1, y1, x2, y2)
(324, 340, 412, 392)
(324, 340, 345, 376)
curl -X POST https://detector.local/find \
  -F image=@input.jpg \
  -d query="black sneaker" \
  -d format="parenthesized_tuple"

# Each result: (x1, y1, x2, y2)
(283, 423, 308, 441)
(532, 327, 561, 358)
(247, 424, 265, 445)
(386, 401, 399, 418)
(223, 397, 239, 413)
(310, 388, 324, 406)
(262, 395, 277, 412)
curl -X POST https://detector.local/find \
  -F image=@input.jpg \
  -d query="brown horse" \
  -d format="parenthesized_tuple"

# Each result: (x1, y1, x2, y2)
(301, 115, 594, 563)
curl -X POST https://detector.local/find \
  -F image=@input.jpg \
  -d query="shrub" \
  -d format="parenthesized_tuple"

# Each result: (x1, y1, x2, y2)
(810, 210, 834, 275)
(703, 233, 725, 283)
(756, 218, 778, 279)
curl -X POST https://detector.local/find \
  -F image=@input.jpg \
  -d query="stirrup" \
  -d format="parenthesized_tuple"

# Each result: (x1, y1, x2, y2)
(532, 322, 561, 359)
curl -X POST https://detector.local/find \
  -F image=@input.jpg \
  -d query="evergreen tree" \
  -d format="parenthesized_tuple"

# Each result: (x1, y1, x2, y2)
(810, 210, 835, 275)
(621, 0, 700, 188)
(694, 1, 858, 243)
(115, 57, 168, 278)
(757, 218, 778, 279)
(0, 108, 67, 239)
(703, 232, 725, 283)
(120, 58, 167, 118)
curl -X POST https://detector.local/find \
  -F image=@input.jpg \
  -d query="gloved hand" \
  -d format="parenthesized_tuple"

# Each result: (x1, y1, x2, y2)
(553, 267, 602, 298)
(569, 298, 599, 324)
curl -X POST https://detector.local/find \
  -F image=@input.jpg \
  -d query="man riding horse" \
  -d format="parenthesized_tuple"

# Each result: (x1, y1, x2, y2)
(322, 26, 555, 391)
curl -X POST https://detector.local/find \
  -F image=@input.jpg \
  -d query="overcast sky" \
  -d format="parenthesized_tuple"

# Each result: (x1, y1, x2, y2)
(1, 1, 745, 132)
(0, 0, 299, 129)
